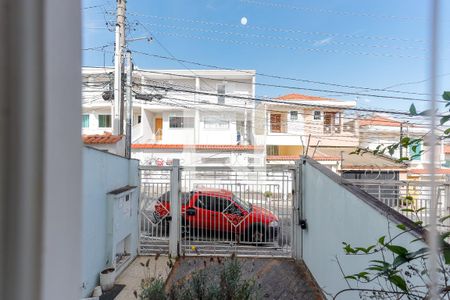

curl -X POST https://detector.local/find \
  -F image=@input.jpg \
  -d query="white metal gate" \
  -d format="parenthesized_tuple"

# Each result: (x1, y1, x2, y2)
(139, 162, 295, 257)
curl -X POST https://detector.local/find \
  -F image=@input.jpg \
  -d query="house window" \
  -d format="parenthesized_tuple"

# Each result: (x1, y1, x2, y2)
(217, 84, 226, 104)
(204, 115, 229, 129)
(98, 114, 111, 128)
(270, 113, 282, 133)
(201, 157, 230, 164)
(267, 145, 279, 156)
(313, 111, 321, 120)
(290, 111, 298, 121)
(409, 142, 422, 161)
(169, 116, 194, 128)
(82, 114, 89, 128)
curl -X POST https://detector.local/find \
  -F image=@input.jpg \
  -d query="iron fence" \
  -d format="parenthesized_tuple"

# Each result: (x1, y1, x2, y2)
(139, 164, 295, 257)
(348, 179, 450, 228)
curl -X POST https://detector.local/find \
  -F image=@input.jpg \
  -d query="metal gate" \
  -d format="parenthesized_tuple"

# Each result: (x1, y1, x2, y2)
(139, 162, 295, 257)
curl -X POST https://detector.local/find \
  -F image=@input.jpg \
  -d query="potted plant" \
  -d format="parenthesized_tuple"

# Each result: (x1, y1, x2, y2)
(100, 267, 116, 291)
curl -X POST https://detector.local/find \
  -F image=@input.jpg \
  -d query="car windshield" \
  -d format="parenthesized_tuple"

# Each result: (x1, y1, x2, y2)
(232, 194, 252, 212)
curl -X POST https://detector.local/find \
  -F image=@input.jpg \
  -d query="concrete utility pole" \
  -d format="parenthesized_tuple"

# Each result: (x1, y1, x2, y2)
(399, 122, 404, 158)
(125, 51, 133, 159)
(113, 0, 126, 135)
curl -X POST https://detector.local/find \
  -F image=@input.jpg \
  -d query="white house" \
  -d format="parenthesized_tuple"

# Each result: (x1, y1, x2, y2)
(82, 67, 265, 167)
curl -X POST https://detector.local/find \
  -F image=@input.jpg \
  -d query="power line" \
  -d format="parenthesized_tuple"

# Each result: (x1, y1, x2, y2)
(138, 30, 423, 59)
(139, 22, 426, 52)
(135, 69, 443, 104)
(80, 65, 443, 124)
(130, 51, 435, 97)
(151, 96, 433, 145)
(133, 81, 429, 116)
(127, 13, 427, 43)
(240, 0, 426, 22)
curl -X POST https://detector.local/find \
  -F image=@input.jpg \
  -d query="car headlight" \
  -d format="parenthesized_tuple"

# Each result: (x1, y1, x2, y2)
(269, 221, 279, 227)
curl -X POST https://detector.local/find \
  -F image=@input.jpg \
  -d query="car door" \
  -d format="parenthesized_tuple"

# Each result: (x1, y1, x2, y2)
(220, 197, 244, 233)
(185, 193, 212, 231)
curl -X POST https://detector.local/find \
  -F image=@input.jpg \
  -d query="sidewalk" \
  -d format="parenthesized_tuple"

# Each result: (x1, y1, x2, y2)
(115, 256, 172, 300)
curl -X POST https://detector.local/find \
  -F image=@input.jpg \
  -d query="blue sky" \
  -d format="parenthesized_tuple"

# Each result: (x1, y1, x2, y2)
(82, 0, 450, 113)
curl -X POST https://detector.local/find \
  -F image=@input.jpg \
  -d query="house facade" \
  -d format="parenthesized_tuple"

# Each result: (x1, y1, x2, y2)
(264, 93, 358, 166)
(359, 114, 448, 179)
(82, 67, 265, 167)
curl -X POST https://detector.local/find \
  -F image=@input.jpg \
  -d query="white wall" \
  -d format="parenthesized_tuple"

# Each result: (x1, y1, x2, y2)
(162, 111, 195, 144)
(81, 147, 139, 297)
(298, 159, 428, 299)
(132, 149, 265, 167)
(198, 111, 238, 144)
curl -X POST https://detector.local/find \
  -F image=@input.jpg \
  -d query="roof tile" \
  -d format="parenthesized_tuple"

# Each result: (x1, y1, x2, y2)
(132, 144, 263, 151)
(276, 93, 334, 101)
(83, 132, 122, 144)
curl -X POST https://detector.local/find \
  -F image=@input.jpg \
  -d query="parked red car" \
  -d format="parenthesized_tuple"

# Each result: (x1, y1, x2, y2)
(154, 188, 279, 243)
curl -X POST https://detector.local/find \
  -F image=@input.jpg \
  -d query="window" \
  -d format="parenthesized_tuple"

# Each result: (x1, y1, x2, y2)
(267, 145, 279, 156)
(204, 115, 229, 129)
(82, 114, 89, 128)
(217, 84, 226, 104)
(98, 114, 111, 128)
(313, 111, 321, 120)
(196, 196, 232, 213)
(201, 157, 230, 164)
(290, 111, 298, 121)
(270, 113, 282, 133)
(169, 116, 194, 128)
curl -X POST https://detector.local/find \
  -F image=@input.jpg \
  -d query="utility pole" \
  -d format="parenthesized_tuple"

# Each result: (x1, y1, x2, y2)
(113, 0, 126, 135)
(399, 122, 404, 158)
(125, 51, 133, 159)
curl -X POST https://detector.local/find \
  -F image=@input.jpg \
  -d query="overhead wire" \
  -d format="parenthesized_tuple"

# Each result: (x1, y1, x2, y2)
(130, 51, 434, 97)
(127, 12, 427, 43)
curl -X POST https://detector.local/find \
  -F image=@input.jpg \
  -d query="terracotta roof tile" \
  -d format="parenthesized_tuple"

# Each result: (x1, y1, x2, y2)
(266, 155, 340, 161)
(132, 144, 263, 151)
(408, 168, 450, 175)
(359, 116, 402, 127)
(83, 132, 122, 144)
(276, 93, 334, 101)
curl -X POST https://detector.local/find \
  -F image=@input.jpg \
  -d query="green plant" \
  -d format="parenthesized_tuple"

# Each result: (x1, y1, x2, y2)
(351, 91, 450, 162)
(134, 254, 174, 300)
(139, 277, 166, 300)
(167, 254, 257, 300)
(336, 206, 450, 299)
(263, 191, 273, 198)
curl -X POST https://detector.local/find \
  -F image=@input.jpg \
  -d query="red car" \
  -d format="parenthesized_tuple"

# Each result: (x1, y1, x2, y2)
(154, 188, 279, 243)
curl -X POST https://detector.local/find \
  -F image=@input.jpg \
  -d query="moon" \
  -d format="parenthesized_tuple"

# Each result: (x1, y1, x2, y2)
(240, 17, 248, 25)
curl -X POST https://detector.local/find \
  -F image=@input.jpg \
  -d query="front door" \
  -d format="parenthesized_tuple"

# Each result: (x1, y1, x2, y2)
(155, 118, 162, 141)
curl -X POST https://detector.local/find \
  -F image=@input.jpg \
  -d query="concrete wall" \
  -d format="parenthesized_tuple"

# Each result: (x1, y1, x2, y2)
(297, 158, 427, 299)
(81, 147, 139, 297)
(132, 148, 265, 167)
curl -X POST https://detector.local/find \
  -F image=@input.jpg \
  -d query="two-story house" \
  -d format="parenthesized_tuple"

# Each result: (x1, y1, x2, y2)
(82, 67, 265, 167)
(359, 114, 448, 180)
(264, 93, 358, 166)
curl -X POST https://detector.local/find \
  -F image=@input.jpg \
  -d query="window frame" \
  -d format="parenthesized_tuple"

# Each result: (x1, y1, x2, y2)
(98, 114, 112, 128)
(203, 115, 229, 129)
(290, 111, 298, 121)
(82, 114, 90, 128)
(313, 111, 321, 120)
(217, 83, 226, 104)
(168, 116, 194, 129)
